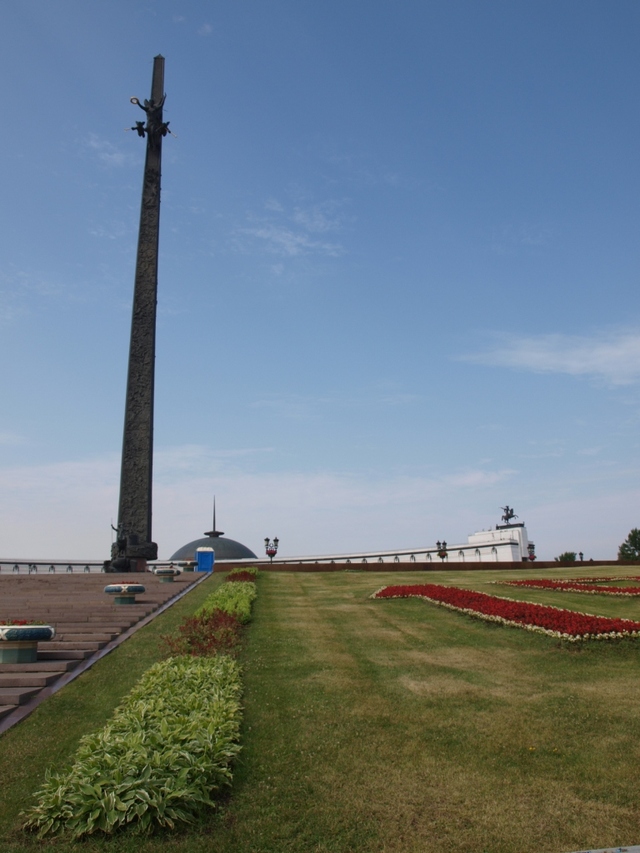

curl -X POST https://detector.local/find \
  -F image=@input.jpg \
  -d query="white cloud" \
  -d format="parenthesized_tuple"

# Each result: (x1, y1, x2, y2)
(234, 199, 347, 259)
(249, 391, 421, 419)
(239, 223, 344, 257)
(0, 268, 69, 322)
(0, 432, 26, 446)
(0, 443, 633, 562)
(85, 134, 137, 168)
(490, 223, 553, 254)
(292, 206, 341, 233)
(0, 447, 516, 560)
(89, 221, 129, 240)
(198, 23, 213, 36)
(462, 330, 640, 386)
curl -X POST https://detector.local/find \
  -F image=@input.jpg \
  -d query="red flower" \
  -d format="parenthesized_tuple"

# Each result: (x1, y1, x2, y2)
(500, 578, 640, 597)
(372, 584, 640, 640)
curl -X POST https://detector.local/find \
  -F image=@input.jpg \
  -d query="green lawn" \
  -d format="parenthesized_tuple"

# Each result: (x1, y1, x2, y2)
(2, 567, 640, 852)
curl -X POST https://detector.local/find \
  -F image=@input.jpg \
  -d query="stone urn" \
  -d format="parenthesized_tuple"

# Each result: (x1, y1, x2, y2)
(154, 567, 181, 584)
(104, 584, 146, 605)
(0, 624, 56, 663)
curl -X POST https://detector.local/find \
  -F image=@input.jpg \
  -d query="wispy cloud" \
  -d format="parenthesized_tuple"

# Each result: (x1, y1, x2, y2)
(250, 391, 420, 419)
(250, 395, 333, 420)
(0, 268, 68, 322)
(462, 329, 640, 386)
(89, 221, 129, 240)
(234, 198, 348, 259)
(84, 134, 137, 168)
(0, 432, 26, 446)
(198, 23, 213, 36)
(240, 223, 344, 257)
(0, 444, 635, 560)
(490, 223, 553, 254)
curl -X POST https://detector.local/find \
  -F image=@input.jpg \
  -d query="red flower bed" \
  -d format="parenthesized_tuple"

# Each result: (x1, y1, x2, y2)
(498, 578, 640, 597)
(225, 570, 257, 583)
(160, 609, 242, 657)
(371, 584, 640, 640)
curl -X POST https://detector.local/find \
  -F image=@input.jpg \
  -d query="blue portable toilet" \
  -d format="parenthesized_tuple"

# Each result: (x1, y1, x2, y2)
(196, 547, 215, 572)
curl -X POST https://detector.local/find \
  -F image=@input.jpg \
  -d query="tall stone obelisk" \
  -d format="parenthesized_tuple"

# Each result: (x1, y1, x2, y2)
(110, 56, 168, 571)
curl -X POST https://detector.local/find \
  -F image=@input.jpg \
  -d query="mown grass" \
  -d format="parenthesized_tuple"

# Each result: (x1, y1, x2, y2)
(2, 567, 640, 852)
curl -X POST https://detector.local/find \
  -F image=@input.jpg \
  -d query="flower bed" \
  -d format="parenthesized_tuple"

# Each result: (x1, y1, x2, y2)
(371, 583, 640, 641)
(23, 655, 243, 837)
(493, 578, 640, 597)
(161, 609, 242, 657)
(197, 579, 257, 624)
(226, 566, 259, 582)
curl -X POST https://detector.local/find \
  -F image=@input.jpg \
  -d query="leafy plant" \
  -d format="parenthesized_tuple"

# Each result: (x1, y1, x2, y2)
(23, 655, 242, 838)
(554, 551, 577, 563)
(160, 609, 242, 657)
(198, 580, 257, 624)
(618, 528, 640, 561)
(226, 570, 259, 583)
(227, 566, 259, 580)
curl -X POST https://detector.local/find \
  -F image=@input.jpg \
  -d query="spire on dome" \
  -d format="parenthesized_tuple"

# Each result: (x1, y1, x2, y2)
(204, 496, 224, 538)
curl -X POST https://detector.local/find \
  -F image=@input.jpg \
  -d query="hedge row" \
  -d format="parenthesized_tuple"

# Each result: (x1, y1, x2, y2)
(23, 655, 243, 838)
(197, 578, 258, 624)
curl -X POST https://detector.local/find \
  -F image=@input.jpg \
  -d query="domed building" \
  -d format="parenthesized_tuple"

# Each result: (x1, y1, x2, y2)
(169, 503, 257, 562)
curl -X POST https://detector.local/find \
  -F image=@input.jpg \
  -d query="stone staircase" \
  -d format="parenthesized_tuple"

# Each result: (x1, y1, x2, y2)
(0, 572, 201, 722)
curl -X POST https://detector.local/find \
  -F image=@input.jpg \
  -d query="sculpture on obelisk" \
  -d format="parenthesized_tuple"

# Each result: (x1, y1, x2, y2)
(109, 56, 170, 571)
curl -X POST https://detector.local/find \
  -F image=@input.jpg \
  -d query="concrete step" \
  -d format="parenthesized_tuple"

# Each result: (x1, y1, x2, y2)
(47, 641, 106, 651)
(0, 671, 65, 688)
(0, 685, 40, 705)
(0, 704, 18, 720)
(48, 623, 129, 631)
(0, 660, 78, 672)
(38, 649, 93, 660)
(54, 633, 118, 643)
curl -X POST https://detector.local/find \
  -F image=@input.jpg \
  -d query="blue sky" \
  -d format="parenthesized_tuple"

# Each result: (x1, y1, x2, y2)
(1, 0, 638, 560)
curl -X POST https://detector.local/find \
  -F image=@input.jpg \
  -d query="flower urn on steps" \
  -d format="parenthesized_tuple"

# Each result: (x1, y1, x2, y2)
(104, 584, 146, 605)
(153, 567, 180, 583)
(0, 623, 56, 663)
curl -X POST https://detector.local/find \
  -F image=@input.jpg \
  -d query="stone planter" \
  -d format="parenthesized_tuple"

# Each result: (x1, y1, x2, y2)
(154, 567, 180, 583)
(0, 624, 56, 663)
(104, 584, 146, 605)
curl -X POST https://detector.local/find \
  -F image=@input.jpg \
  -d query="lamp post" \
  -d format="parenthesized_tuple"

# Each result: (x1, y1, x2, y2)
(436, 540, 448, 562)
(265, 537, 279, 563)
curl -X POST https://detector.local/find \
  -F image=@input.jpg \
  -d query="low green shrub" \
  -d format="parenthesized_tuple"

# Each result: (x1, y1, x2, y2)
(160, 609, 242, 657)
(198, 580, 257, 624)
(227, 566, 259, 580)
(226, 569, 259, 583)
(23, 655, 242, 838)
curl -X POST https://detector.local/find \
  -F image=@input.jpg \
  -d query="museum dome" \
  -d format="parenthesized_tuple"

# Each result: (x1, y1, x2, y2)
(170, 534, 257, 562)
(169, 502, 257, 562)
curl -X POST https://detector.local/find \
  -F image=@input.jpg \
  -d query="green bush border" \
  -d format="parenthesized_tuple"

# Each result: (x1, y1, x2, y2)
(197, 579, 257, 624)
(23, 655, 242, 838)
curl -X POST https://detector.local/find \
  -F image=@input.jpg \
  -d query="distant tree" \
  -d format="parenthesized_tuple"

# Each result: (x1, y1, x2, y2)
(618, 529, 640, 561)
(554, 551, 577, 563)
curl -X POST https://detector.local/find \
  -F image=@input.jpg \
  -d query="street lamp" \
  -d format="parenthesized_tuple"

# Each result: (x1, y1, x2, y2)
(264, 537, 279, 563)
(436, 540, 448, 562)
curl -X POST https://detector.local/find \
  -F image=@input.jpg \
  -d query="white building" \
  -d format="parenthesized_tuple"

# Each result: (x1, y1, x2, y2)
(247, 523, 534, 565)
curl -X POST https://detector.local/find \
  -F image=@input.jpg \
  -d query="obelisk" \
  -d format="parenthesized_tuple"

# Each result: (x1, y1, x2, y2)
(110, 55, 168, 571)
